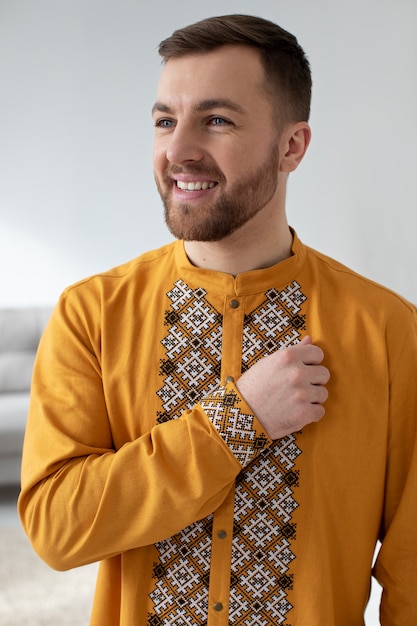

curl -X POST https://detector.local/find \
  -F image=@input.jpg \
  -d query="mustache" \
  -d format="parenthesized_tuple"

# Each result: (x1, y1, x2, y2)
(166, 164, 225, 181)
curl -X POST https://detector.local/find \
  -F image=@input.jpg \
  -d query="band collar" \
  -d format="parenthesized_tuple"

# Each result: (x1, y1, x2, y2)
(174, 228, 307, 296)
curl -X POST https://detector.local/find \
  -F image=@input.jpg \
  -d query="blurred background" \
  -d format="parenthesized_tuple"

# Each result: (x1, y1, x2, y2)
(0, 1, 416, 623)
(1, 0, 416, 308)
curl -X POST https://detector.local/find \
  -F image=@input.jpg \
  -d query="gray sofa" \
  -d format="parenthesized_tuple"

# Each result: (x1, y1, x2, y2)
(0, 307, 52, 486)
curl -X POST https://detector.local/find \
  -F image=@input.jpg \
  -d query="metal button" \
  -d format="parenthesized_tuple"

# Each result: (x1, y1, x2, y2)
(217, 530, 227, 539)
(213, 602, 223, 612)
(229, 299, 240, 309)
(225, 376, 234, 384)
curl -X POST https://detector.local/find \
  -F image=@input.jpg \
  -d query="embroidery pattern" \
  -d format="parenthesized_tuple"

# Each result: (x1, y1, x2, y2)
(229, 438, 301, 624)
(150, 279, 306, 625)
(242, 284, 306, 372)
(200, 387, 268, 466)
(149, 516, 213, 626)
(156, 280, 222, 423)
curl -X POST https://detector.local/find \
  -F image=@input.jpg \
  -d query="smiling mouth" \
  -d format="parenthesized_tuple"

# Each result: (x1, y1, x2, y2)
(176, 180, 217, 191)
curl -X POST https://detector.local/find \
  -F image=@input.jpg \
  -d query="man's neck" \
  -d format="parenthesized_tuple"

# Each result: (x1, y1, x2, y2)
(184, 210, 293, 276)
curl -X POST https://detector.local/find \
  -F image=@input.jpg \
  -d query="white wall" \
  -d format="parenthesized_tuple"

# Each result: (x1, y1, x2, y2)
(1, 0, 416, 310)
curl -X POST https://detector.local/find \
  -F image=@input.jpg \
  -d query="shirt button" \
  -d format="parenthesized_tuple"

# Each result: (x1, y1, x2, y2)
(225, 376, 234, 384)
(213, 602, 223, 612)
(217, 530, 227, 539)
(229, 299, 240, 309)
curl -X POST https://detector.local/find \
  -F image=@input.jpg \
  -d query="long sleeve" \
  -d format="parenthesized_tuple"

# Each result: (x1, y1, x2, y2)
(373, 313, 417, 624)
(18, 288, 270, 571)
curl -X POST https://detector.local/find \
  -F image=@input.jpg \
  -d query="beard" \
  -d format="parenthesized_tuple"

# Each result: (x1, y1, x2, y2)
(155, 143, 280, 242)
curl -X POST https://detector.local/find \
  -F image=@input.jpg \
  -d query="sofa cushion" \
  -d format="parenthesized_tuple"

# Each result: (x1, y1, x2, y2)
(0, 306, 53, 486)
(0, 392, 30, 454)
(0, 352, 36, 392)
(0, 307, 51, 352)
(0, 306, 52, 393)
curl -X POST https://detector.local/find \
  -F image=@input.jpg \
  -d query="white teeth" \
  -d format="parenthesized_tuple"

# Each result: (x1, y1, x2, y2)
(176, 180, 215, 191)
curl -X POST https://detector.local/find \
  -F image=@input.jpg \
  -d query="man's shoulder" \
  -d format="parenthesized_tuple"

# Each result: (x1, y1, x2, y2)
(101, 240, 177, 278)
(72, 241, 176, 284)
(59, 240, 179, 306)
(304, 243, 416, 317)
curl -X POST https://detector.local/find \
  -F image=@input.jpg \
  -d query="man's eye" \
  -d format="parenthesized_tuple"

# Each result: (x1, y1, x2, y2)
(210, 117, 231, 126)
(155, 119, 174, 128)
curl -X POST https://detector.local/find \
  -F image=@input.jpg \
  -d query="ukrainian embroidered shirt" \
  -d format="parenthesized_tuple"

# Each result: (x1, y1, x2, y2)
(19, 232, 417, 625)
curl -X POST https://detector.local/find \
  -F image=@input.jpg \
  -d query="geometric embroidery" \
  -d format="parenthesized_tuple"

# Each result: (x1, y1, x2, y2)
(242, 283, 306, 372)
(201, 387, 268, 467)
(230, 437, 302, 625)
(156, 279, 222, 422)
(151, 280, 223, 624)
(150, 516, 213, 625)
(231, 280, 305, 625)
(150, 279, 307, 625)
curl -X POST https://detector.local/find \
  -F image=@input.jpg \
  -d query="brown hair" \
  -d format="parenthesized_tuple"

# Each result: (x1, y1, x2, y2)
(158, 14, 312, 124)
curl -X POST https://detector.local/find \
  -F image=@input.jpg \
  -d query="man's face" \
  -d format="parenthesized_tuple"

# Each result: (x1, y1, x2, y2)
(152, 45, 282, 242)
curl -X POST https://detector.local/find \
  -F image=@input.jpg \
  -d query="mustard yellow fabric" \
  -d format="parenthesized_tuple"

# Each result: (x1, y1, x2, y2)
(18, 232, 417, 625)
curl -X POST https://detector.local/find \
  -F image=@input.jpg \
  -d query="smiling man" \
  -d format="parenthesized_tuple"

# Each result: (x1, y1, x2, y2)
(153, 46, 289, 248)
(19, 14, 417, 625)
(153, 43, 307, 267)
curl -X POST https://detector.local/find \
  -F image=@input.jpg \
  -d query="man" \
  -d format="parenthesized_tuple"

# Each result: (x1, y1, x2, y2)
(18, 14, 417, 625)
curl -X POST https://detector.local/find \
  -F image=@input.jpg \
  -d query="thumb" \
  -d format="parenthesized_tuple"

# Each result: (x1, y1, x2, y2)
(299, 335, 313, 345)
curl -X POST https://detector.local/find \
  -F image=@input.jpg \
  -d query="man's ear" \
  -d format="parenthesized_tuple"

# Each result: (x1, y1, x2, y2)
(280, 122, 311, 173)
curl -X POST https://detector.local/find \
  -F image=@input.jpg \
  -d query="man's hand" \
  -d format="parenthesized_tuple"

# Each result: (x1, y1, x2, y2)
(235, 336, 330, 440)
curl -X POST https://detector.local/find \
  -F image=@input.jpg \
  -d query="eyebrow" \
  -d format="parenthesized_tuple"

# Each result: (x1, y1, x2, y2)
(151, 98, 245, 116)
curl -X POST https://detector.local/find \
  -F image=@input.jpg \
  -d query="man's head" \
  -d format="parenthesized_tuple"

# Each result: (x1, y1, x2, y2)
(158, 14, 312, 128)
(153, 15, 312, 242)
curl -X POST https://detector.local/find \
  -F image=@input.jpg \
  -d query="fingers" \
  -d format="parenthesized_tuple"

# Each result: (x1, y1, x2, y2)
(310, 364, 331, 386)
(311, 381, 329, 405)
(299, 335, 312, 346)
(236, 335, 330, 440)
(297, 336, 330, 403)
(296, 338, 325, 366)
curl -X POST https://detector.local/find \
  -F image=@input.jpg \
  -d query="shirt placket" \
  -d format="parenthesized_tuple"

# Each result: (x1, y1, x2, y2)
(207, 293, 246, 624)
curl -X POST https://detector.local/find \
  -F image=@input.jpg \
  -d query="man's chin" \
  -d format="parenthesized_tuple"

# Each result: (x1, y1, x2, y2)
(163, 202, 245, 242)
(165, 221, 240, 243)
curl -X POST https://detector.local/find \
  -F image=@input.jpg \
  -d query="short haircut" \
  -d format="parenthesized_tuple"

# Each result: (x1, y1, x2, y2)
(158, 14, 312, 125)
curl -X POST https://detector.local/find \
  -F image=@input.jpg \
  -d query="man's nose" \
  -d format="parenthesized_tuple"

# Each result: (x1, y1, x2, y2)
(166, 123, 204, 164)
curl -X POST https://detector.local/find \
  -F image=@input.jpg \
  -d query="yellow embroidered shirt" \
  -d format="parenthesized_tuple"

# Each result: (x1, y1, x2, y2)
(19, 232, 417, 625)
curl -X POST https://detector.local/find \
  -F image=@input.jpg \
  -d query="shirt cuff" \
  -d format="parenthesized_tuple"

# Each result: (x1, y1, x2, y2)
(200, 382, 272, 468)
